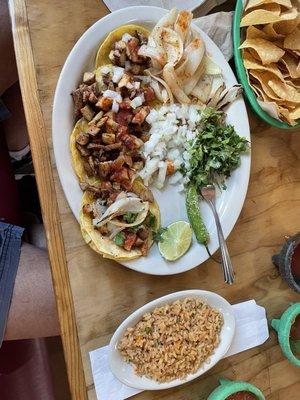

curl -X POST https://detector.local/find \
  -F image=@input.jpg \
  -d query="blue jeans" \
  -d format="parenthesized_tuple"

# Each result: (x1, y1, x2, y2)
(0, 222, 24, 345)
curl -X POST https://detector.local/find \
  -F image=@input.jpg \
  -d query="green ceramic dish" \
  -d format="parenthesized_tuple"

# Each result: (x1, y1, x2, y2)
(208, 378, 265, 399)
(271, 303, 300, 367)
(232, 0, 300, 130)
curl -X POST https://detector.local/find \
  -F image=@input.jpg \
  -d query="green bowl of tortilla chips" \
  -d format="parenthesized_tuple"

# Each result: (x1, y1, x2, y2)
(233, 0, 300, 129)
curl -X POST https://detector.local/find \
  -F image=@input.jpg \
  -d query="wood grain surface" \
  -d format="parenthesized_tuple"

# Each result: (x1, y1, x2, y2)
(9, 0, 300, 399)
(8, 0, 88, 399)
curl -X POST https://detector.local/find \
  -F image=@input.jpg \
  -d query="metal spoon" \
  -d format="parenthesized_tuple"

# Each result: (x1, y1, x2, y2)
(201, 185, 235, 284)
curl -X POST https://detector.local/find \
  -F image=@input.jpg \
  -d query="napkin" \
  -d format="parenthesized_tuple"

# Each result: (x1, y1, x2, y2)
(102, 0, 234, 61)
(89, 300, 269, 400)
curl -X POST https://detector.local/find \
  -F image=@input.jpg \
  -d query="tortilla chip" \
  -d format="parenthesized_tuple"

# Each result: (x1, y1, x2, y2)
(245, 48, 263, 61)
(284, 28, 300, 50)
(249, 69, 299, 105)
(241, 10, 283, 26)
(278, 106, 298, 125)
(249, 70, 281, 99)
(290, 106, 300, 120)
(258, 99, 282, 119)
(251, 83, 264, 98)
(275, 9, 300, 29)
(280, 53, 300, 78)
(269, 79, 300, 102)
(262, 24, 285, 39)
(244, 51, 285, 80)
(279, 69, 292, 78)
(252, 82, 276, 102)
(245, 0, 292, 10)
(246, 25, 271, 40)
(240, 38, 285, 64)
(286, 78, 300, 88)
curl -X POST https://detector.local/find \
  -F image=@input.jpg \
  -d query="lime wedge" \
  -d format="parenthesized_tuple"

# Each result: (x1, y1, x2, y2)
(158, 221, 192, 261)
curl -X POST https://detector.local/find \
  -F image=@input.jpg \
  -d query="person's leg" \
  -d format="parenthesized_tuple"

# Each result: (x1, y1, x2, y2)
(0, 127, 20, 226)
(0, 123, 59, 340)
(4, 243, 60, 340)
(2, 82, 29, 152)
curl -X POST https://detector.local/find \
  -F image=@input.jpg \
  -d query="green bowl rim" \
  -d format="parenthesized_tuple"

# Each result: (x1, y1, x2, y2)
(232, 0, 300, 130)
(271, 303, 300, 367)
(207, 378, 265, 399)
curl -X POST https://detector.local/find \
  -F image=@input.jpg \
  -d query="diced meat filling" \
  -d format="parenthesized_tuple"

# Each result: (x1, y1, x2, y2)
(72, 30, 157, 254)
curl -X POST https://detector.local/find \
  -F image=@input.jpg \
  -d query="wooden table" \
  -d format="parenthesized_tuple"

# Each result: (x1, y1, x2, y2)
(9, 0, 300, 399)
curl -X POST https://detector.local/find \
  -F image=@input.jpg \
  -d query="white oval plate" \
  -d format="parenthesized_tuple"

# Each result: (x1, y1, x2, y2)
(52, 6, 251, 276)
(109, 290, 235, 390)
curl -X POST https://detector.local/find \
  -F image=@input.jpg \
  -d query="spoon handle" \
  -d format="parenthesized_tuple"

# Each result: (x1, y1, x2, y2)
(207, 200, 235, 284)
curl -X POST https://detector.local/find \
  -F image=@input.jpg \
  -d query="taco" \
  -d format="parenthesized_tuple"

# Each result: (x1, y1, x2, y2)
(80, 189, 160, 260)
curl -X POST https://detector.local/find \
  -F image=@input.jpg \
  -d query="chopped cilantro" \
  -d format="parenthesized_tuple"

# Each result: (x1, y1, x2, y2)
(145, 327, 152, 334)
(123, 212, 137, 224)
(153, 227, 167, 242)
(181, 108, 249, 188)
(147, 212, 156, 228)
(129, 224, 143, 233)
(114, 232, 125, 246)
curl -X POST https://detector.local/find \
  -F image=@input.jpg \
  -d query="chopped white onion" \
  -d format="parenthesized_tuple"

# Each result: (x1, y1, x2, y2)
(130, 94, 145, 109)
(155, 162, 167, 189)
(168, 171, 183, 185)
(135, 75, 152, 83)
(112, 99, 119, 113)
(102, 90, 122, 103)
(112, 66, 124, 83)
(162, 89, 168, 103)
(150, 80, 163, 102)
(139, 104, 203, 189)
(100, 66, 111, 75)
(126, 82, 134, 90)
(122, 33, 133, 43)
(125, 61, 131, 71)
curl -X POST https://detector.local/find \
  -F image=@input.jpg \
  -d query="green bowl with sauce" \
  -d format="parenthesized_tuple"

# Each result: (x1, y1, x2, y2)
(208, 378, 265, 400)
(232, 0, 300, 130)
(271, 303, 300, 367)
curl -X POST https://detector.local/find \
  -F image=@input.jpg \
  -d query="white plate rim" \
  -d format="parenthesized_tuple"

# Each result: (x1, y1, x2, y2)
(52, 6, 251, 276)
(108, 289, 236, 390)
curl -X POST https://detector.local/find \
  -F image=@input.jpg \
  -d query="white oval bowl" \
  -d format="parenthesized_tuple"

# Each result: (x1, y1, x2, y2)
(52, 6, 251, 275)
(109, 290, 235, 390)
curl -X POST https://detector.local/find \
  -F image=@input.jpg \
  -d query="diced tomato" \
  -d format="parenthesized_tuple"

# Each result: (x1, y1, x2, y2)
(144, 87, 156, 102)
(123, 232, 137, 251)
(119, 99, 132, 110)
(166, 160, 175, 176)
